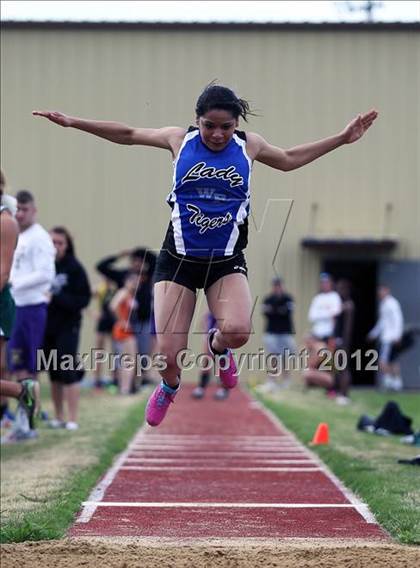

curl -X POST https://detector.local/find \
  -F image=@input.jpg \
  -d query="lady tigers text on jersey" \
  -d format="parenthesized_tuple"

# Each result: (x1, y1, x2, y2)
(165, 127, 252, 258)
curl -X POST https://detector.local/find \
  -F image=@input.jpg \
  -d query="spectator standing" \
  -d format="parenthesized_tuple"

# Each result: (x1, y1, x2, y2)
(8, 191, 55, 381)
(110, 273, 138, 395)
(0, 171, 18, 398)
(259, 277, 296, 392)
(308, 273, 342, 343)
(43, 227, 91, 430)
(0, 174, 39, 439)
(368, 284, 404, 391)
(96, 248, 155, 379)
(334, 279, 355, 405)
(91, 277, 117, 388)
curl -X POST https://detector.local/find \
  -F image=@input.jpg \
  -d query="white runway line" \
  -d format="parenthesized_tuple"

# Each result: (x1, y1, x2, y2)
(138, 438, 297, 442)
(131, 443, 304, 447)
(130, 447, 308, 451)
(128, 451, 309, 458)
(124, 458, 316, 465)
(252, 398, 380, 524)
(122, 458, 317, 464)
(76, 427, 148, 523)
(130, 445, 304, 451)
(131, 436, 296, 447)
(119, 466, 322, 472)
(81, 501, 356, 509)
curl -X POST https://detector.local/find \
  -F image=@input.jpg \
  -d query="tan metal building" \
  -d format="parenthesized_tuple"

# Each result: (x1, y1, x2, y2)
(1, 21, 419, 386)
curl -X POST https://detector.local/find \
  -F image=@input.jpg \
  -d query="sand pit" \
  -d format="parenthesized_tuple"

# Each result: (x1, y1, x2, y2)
(2, 538, 420, 568)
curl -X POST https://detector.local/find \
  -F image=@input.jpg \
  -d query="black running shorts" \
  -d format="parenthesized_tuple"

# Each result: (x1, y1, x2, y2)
(153, 249, 248, 293)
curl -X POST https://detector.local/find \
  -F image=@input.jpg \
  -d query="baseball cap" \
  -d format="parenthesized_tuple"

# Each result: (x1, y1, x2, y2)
(320, 272, 332, 281)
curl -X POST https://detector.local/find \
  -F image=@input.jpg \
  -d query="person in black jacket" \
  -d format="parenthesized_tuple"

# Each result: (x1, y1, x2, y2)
(96, 248, 155, 315)
(43, 226, 91, 431)
(96, 248, 156, 385)
(259, 277, 297, 392)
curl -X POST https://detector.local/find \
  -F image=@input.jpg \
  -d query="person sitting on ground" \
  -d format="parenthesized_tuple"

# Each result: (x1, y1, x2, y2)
(302, 334, 334, 391)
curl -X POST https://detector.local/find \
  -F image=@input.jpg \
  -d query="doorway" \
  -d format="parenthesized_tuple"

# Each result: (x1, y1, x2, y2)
(323, 259, 377, 386)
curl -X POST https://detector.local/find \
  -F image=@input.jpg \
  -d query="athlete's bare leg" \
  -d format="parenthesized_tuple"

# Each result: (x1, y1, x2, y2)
(154, 281, 196, 388)
(206, 273, 252, 351)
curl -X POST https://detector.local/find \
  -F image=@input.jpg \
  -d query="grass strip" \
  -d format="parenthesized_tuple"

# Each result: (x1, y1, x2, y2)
(1, 396, 146, 543)
(254, 388, 420, 545)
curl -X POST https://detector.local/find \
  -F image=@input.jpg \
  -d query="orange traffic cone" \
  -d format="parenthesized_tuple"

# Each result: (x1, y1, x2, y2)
(310, 422, 329, 445)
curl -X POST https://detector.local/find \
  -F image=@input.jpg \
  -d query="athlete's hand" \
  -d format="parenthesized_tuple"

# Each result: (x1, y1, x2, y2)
(32, 110, 73, 127)
(341, 109, 378, 144)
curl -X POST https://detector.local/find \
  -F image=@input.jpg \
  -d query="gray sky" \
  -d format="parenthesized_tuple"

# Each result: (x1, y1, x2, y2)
(2, 1, 419, 23)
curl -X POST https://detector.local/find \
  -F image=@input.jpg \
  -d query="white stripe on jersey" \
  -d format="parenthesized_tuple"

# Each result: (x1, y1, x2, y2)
(225, 223, 239, 255)
(167, 129, 200, 205)
(225, 134, 252, 255)
(233, 133, 253, 174)
(172, 201, 186, 255)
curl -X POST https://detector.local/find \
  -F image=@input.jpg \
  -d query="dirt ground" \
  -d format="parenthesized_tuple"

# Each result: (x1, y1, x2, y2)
(1, 538, 419, 568)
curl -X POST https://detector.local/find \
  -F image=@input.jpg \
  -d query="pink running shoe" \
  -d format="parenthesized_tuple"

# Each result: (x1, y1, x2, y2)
(146, 381, 179, 427)
(208, 328, 238, 390)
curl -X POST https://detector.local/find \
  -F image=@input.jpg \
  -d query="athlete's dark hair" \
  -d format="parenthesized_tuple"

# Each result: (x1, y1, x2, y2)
(195, 84, 253, 122)
(51, 225, 75, 256)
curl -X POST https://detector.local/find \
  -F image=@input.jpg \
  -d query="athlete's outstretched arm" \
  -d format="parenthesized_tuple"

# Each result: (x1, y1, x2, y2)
(250, 109, 378, 171)
(32, 111, 185, 151)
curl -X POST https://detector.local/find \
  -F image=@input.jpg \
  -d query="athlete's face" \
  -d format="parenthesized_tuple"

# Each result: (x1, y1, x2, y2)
(196, 109, 238, 151)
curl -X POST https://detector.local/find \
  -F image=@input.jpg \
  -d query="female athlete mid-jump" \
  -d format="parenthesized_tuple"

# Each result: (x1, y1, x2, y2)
(34, 84, 377, 426)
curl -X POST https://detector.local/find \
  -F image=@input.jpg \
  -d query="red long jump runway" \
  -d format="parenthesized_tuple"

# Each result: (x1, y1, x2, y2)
(69, 385, 387, 539)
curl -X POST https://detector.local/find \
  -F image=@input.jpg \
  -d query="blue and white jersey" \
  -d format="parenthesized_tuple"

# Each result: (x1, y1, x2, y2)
(164, 127, 252, 258)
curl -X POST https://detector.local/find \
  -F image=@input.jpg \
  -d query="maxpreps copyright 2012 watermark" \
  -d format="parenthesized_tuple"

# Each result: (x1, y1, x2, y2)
(37, 347, 378, 376)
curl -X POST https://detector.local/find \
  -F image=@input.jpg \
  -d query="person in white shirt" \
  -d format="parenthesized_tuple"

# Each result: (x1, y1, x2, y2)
(368, 284, 404, 391)
(308, 273, 342, 342)
(8, 191, 56, 381)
